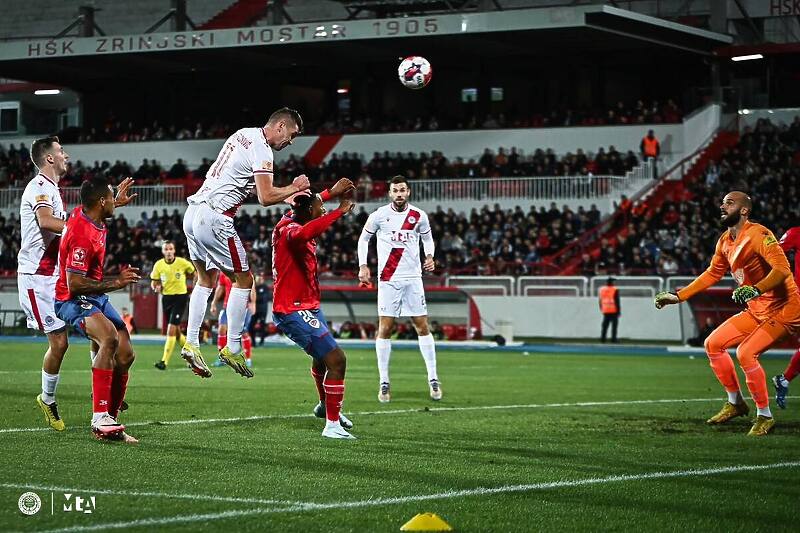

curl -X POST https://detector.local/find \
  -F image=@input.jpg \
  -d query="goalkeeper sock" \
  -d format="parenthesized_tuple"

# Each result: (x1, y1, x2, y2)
(706, 350, 741, 395)
(162, 335, 176, 364)
(727, 391, 743, 405)
(376, 338, 391, 384)
(742, 363, 770, 410)
(784, 347, 800, 381)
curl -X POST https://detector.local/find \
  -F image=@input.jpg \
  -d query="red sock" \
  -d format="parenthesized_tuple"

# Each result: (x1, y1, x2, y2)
(218, 334, 227, 351)
(785, 347, 800, 381)
(109, 372, 129, 419)
(323, 378, 345, 423)
(92, 368, 114, 414)
(243, 335, 252, 359)
(311, 367, 325, 402)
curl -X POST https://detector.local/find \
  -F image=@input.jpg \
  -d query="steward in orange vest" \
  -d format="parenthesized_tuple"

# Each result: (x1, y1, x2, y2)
(599, 278, 620, 343)
(640, 129, 660, 158)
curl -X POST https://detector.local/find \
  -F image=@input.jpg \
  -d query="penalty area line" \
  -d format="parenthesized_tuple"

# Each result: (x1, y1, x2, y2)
(38, 460, 800, 533)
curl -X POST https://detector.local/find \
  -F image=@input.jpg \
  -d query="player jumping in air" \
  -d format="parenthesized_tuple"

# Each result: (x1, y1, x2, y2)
(180, 107, 310, 378)
(272, 179, 356, 439)
(655, 191, 800, 436)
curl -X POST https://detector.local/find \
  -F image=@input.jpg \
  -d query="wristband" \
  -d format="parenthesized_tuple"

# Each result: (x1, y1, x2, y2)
(320, 189, 332, 202)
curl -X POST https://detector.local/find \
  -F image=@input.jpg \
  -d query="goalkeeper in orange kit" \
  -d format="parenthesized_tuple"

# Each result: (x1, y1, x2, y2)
(655, 191, 800, 436)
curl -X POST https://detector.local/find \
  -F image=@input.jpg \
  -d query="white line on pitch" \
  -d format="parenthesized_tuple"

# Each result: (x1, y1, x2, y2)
(37, 461, 800, 533)
(0, 396, 765, 434)
(0, 481, 303, 507)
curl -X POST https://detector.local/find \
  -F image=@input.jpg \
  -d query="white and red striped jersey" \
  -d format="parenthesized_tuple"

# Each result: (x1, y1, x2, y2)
(359, 203, 434, 281)
(18, 173, 65, 276)
(187, 127, 274, 215)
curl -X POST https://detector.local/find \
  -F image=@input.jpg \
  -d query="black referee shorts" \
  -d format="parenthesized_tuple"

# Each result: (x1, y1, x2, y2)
(162, 294, 189, 326)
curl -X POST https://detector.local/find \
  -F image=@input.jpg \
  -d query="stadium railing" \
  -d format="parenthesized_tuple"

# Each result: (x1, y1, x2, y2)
(0, 184, 185, 209)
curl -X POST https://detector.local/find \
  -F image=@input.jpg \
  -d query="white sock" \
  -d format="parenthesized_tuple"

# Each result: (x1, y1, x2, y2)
(91, 412, 108, 424)
(757, 406, 772, 418)
(89, 350, 97, 365)
(225, 287, 251, 354)
(727, 391, 743, 404)
(376, 338, 391, 384)
(41, 370, 59, 404)
(418, 333, 438, 382)
(187, 285, 214, 346)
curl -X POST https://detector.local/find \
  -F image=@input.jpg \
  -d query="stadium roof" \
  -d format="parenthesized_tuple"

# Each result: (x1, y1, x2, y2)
(0, 5, 731, 89)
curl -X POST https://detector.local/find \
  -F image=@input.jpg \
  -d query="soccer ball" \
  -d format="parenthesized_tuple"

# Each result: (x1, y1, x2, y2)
(398, 56, 432, 89)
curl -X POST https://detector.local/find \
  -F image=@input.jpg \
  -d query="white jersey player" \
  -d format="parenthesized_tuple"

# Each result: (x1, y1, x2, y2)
(358, 175, 441, 402)
(180, 107, 311, 379)
(18, 137, 136, 431)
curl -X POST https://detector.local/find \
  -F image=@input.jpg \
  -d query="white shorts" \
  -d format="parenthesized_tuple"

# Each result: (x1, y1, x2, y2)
(378, 278, 427, 318)
(18, 273, 66, 333)
(191, 203, 249, 273)
(183, 203, 203, 262)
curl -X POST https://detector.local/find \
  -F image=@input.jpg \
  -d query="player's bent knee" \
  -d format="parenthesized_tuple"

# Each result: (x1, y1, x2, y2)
(703, 333, 725, 354)
(735, 345, 756, 367)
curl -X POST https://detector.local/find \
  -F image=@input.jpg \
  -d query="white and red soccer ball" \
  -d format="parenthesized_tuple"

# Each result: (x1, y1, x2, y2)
(398, 56, 432, 90)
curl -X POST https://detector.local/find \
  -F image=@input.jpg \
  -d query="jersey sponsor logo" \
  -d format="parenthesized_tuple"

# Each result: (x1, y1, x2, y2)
(35, 194, 49, 203)
(71, 247, 87, 267)
(298, 309, 320, 328)
(764, 235, 778, 247)
(390, 230, 414, 243)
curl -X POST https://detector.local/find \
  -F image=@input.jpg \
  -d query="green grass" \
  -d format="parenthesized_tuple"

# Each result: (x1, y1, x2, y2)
(1, 340, 799, 532)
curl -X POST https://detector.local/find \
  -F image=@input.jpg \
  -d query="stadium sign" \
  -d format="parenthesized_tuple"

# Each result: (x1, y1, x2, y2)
(0, 5, 730, 61)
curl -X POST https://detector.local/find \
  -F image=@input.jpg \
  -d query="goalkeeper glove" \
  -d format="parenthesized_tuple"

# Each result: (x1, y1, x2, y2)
(654, 291, 679, 309)
(732, 285, 760, 304)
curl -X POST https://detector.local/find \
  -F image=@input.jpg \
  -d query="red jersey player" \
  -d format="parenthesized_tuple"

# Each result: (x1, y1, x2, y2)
(272, 178, 356, 439)
(54, 177, 141, 442)
(774, 226, 800, 408)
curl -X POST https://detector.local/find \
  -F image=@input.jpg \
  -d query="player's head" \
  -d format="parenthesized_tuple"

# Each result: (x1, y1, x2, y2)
(31, 135, 69, 176)
(80, 177, 115, 218)
(292, 191, 324, 223)
(720, 191, 752, 227)
(389, 175, 410, 210)
(161, 240, 176, 261)
(265, 107, 303, 151)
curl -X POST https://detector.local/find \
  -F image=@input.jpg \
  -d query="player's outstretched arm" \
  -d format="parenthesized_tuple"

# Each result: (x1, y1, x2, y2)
(327, 178, 355, 199)
(254, 173, 310, 206)
(291, 197, 354, 242)
(67, 267, 141, 295)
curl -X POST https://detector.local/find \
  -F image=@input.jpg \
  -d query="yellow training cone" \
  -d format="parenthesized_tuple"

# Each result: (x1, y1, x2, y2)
(400, 513, 453, 531)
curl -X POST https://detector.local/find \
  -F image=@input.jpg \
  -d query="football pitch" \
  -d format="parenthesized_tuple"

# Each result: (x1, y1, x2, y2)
(1, 340, 799, 532)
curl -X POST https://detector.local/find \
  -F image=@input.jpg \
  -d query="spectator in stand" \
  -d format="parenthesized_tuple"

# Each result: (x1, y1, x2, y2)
(168, 158, 187, 179)
(640, 129, 660, 179)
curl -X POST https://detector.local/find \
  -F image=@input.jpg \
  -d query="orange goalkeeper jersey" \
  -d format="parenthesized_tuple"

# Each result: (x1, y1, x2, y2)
(678, 221, 800, 321)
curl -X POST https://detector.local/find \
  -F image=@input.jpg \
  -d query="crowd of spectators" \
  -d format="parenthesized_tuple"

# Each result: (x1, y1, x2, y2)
(577, 116, 800, 277)
(0, 142, 640, 190)
(53, 99, 683, 144)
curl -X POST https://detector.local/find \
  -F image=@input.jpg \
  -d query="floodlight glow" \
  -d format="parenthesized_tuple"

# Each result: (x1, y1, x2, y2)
(34, 89, 60, 95)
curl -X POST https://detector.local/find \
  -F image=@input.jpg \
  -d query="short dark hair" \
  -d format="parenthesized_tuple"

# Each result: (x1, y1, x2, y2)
(30, 136, 60, 167)
(389, 175, 409, 187)
(268, 107, 303, 134)
(292, 192, 315, 214)
(80, 177, 112, 207)
(162, 240, 175, 247)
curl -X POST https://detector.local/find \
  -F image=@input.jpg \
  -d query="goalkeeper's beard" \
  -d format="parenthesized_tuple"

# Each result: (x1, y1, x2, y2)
(721, 211, 741, 227)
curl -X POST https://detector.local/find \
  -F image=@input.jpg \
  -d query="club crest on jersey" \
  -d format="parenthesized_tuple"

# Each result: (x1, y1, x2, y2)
(407, 215, 417, 224)
(35, 194, 49, 202)
(80, 303, 92, 310)
(45, 316, 54, 326)
(262, 161, 273, 171)
(71, 247, 87, 267)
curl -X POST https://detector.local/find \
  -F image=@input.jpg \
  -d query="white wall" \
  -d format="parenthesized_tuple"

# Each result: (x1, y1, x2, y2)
(473, 296, 683, 341)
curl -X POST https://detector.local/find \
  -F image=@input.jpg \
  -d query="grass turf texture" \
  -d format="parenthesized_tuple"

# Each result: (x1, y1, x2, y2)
(1, 341, 799, 532)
